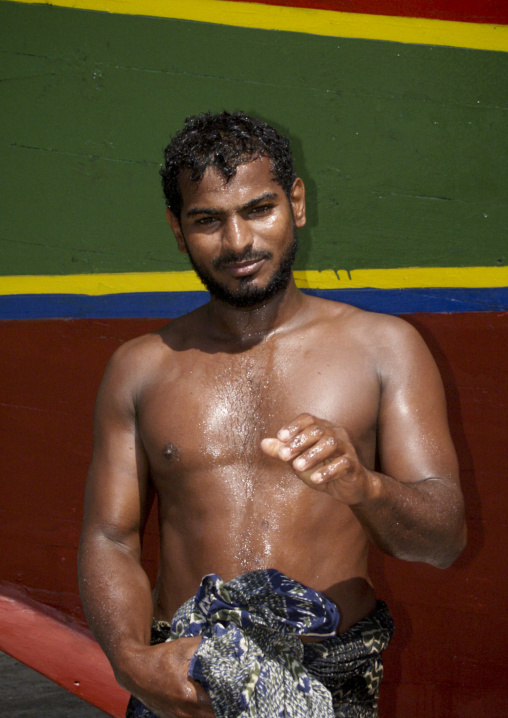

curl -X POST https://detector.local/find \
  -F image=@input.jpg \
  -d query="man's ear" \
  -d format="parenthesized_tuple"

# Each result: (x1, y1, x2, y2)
(165, 208, 187, 254)
(290, 178, 306, 229)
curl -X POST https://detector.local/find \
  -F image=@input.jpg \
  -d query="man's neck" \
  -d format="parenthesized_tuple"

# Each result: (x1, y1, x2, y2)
(203, 279, 305, 347)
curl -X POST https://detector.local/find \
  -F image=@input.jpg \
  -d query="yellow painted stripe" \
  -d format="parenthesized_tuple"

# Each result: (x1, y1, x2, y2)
(10, 0, 508, 52)
(0, 271, 206, 295)
(1, 267, 506, 296)
(298, 267, 508, 288)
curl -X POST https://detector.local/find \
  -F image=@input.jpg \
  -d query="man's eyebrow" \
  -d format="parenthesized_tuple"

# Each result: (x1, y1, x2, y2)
(241, 192, 278, 211)
(186, 206, 221, 218)
(186, 192, 279, 218)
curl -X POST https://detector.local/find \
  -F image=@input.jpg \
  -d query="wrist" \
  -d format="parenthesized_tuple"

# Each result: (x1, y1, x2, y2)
(358, 469, 384, 505)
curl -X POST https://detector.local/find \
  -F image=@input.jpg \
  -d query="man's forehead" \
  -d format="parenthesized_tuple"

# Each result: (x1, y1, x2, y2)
(178, 156, 281, 208)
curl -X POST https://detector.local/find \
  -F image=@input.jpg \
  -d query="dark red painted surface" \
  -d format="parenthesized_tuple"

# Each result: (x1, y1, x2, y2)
(0, 318, 164, 623)
(228, 0, 508, 25)
(374, 312, 508, 716)
(0, 312, 506, 716)
(0, 587, 129, 717)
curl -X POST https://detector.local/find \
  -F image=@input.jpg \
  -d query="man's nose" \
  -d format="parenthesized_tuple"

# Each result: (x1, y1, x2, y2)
(222, 216, 252, 253)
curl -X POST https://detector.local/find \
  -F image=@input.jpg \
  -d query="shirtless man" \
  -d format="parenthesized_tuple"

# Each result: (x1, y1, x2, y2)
(78, 111, 466, 718)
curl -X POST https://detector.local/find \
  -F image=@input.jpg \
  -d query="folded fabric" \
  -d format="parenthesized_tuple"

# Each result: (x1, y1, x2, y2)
(126, 569, 394, 718)
(169, 569, 341, 718)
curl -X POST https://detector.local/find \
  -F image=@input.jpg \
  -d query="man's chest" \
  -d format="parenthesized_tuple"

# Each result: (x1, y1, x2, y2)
(137, 342, 380, 476)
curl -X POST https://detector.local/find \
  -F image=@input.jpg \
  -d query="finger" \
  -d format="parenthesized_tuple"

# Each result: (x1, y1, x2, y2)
(279, 424, 332, 462)
(191, 679, 213, 706)
(276, 413, 318, 442)
(260, 437, 284, 458)
(309, 455, 357, 484)
(292, 434, 340, 472)
(263, 427, 328, 463)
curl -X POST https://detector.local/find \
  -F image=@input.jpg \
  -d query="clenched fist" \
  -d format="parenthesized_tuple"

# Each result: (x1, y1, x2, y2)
(261, 413, 378, 505)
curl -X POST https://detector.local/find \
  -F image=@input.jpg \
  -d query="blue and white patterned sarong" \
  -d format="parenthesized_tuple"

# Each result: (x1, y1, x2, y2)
(126, 569, 394, 718)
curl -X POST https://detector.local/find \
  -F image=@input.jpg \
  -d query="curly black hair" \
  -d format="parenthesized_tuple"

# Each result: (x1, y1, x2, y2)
(160, 111, 297, 218)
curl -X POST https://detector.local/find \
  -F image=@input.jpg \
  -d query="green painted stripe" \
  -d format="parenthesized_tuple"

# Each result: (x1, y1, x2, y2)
(1, 267, 506, 295)
(10, 0, 508, 52)
(1, 2, 507, 278)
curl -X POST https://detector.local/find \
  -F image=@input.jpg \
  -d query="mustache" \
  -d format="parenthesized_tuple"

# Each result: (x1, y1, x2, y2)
(213, 249, 273, 271)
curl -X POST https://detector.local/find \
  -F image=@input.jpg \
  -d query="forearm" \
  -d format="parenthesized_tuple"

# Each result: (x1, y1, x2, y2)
(353, 471, 467, 568)
(261, 411, 466, 568)
(78, 530, 155, 689)
(79, 532, 214, 718)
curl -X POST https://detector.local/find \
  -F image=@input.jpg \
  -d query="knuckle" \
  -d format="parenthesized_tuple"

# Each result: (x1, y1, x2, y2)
(304, 446, 318, 460)
(322, 435, 336, 449)
(290, 434, 306, 449)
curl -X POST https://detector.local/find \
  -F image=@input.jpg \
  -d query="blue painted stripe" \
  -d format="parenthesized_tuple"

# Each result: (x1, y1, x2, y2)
(0, 292, 209, 320)
(0, 287, 506, 320)
(304, 287, 508, 314)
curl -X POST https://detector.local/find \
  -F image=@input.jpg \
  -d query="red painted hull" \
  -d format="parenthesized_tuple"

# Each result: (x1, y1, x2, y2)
(1, 312, 506, 716)
(224, 0, 508, 24)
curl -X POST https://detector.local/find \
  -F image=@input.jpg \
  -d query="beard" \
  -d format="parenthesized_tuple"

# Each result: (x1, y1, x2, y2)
(183, 228, 298, 308)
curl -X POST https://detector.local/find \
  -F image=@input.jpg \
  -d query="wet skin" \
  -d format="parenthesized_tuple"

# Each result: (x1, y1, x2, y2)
(79, 158, 466, 718)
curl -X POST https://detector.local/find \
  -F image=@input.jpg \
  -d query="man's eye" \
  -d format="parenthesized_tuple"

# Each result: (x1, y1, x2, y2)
(196, 216, 218, 225)
(250, 204, 272, 215)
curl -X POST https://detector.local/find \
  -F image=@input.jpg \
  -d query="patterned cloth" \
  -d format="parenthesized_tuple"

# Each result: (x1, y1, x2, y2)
(126, 569, 394, 718)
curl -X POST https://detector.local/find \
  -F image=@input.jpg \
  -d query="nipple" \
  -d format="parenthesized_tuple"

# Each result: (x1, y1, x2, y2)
(162, 443, 178, 460)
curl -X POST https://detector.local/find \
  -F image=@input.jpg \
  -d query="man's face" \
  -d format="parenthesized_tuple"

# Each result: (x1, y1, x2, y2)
(167, 156, 306, 308)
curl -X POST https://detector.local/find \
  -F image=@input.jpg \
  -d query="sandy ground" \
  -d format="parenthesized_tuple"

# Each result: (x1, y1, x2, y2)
(0, 651, 111, 717)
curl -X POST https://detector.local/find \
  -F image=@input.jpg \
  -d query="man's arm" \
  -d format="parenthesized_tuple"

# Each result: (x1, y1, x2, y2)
(78, 343, 213, 718)
(261, 316, 466, 568)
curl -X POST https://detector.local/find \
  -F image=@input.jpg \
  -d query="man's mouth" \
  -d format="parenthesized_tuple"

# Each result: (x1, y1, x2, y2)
(215, 252, 271, 278)
(221, 258, 265, 278)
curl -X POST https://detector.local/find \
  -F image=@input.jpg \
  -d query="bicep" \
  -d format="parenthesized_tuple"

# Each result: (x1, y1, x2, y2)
(82, 355, 152, 556)
(376, 322, 459, 487)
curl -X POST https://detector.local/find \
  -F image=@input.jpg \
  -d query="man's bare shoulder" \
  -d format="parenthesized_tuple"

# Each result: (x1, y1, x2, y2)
(106, 329, 167, 374)
(306, 295, 420, 345)
(303, 295, 432, 374)
(103, 309, 204, 384)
